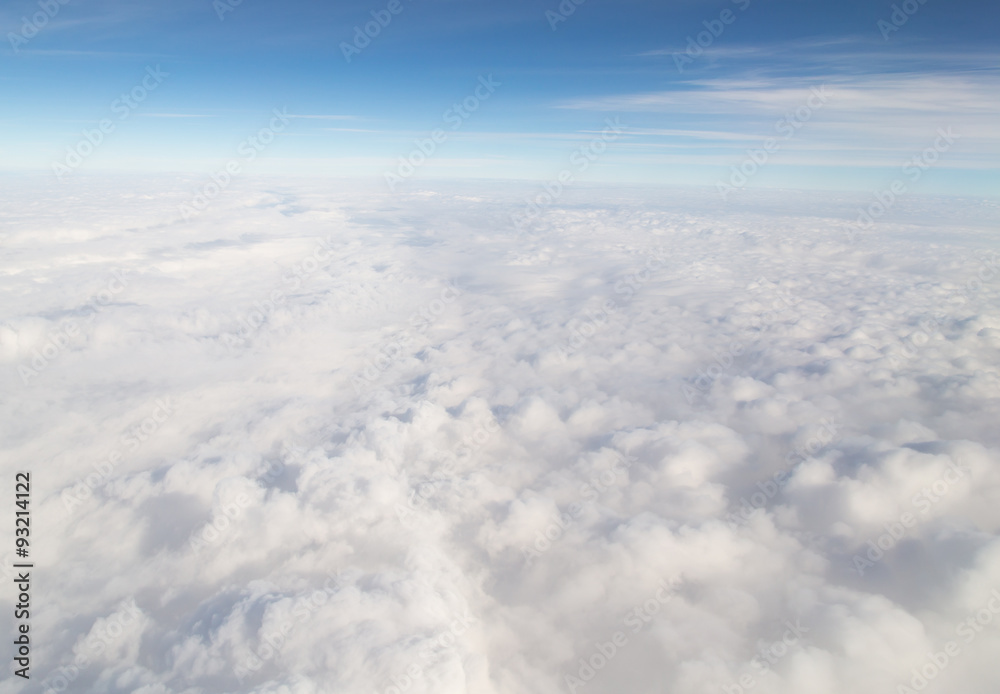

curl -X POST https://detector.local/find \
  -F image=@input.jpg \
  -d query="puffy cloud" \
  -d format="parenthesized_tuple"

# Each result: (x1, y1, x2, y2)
(1, 177, 998, 693)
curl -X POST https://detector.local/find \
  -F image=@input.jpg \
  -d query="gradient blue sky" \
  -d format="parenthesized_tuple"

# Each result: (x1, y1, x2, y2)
(1, 0, 997, 194)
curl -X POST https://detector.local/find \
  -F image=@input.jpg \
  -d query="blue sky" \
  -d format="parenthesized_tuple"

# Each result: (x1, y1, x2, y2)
(1, 0, 997, 194)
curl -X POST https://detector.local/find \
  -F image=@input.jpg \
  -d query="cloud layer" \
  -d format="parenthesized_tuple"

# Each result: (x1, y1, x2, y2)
(2, 177, 999, 694)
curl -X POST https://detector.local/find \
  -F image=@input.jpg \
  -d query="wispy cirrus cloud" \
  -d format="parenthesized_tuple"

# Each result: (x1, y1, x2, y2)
(557, 72, 1000, 115)
(140, 113, 218, 118)
(550, 69, 999, 174)
(287, 114, 359, 120)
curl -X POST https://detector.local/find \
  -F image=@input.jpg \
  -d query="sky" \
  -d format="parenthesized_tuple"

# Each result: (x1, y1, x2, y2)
(1, 0, 998, 194)
(3, 4, 1000, 692)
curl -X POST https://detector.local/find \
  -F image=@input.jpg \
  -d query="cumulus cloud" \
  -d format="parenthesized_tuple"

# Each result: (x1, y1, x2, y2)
(1, 176, 999, 693)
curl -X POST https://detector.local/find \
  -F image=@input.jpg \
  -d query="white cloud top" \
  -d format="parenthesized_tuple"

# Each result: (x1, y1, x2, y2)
(2, 177, 999, 694)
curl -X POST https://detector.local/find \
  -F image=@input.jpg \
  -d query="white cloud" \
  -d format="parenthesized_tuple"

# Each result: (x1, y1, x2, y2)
(555, 72, 1000, 170)
(1, 177, 999, 693)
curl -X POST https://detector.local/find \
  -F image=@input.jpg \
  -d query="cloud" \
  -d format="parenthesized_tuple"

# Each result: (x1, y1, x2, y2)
(553, 71, 1000, 171)
(1, 177, 999, 693)
(287, 114, 359, 120)
(140, 113, 219, 118)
